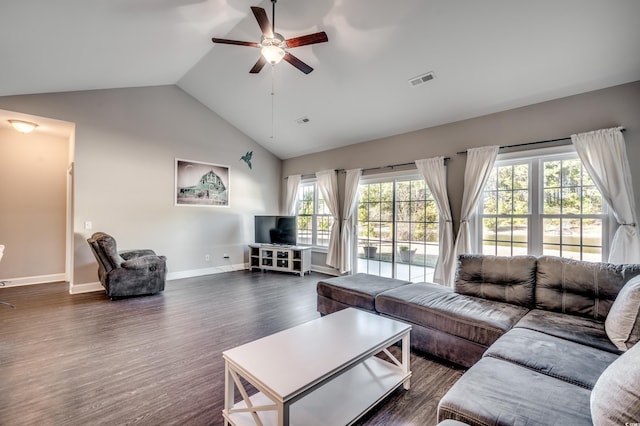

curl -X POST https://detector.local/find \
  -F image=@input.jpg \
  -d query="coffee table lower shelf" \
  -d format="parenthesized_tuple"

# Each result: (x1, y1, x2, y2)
(223, 356, 409, 426)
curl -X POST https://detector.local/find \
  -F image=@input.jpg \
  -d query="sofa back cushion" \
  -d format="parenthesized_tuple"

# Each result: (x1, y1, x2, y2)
(455, 254, 537, 308)
(535, 256, 640, 321)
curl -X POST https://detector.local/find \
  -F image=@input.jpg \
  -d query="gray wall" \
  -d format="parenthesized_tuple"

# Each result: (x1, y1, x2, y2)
(0, 85, 282, 287)
(283, 81, 640, 268)
(0, 128, 68, 280)
(282, 82, 640, 230)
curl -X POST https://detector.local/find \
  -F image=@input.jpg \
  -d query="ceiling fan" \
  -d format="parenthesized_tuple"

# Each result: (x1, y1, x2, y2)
(211, 0, 328, 74)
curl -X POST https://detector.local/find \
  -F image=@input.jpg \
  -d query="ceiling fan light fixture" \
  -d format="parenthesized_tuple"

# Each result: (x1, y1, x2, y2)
(261, 45, 285, 64)
(8, 119, 38, 134)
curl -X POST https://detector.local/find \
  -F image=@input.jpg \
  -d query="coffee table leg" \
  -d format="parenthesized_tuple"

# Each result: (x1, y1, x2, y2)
(402, 332, 410, 390)
(224, 362, 234, 425)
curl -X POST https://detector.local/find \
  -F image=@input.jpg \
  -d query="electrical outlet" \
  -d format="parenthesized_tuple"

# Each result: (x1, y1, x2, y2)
(205, 254, 210, 262)
(223, 254, 230, 259)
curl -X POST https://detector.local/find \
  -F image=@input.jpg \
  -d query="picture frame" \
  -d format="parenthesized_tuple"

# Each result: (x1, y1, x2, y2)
(175, 158, 230, 207)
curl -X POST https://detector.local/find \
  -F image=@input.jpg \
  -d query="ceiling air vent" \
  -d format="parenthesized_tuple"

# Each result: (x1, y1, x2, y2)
(408, 71, 435, 87)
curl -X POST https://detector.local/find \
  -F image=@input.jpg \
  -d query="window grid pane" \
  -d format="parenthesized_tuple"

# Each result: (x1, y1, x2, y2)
(296, 183, 315, 246)
(481, 164, 529, 256)
(542, 157, 604, 260)
(481, 153, 605, 261)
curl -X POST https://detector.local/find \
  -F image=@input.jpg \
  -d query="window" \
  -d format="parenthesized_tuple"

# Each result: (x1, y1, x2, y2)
(478, 147, 609, 262)
(357, 174, 439, 282)
(296, 181, 334, 248)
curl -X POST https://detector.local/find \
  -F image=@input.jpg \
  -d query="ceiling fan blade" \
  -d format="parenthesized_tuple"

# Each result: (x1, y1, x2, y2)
(212, 38, 260, 48)
(251, 6, 273, 39)
(285, 31, 328, 48)
(283, 52, 313, 74)
(249, 56, 267, 74)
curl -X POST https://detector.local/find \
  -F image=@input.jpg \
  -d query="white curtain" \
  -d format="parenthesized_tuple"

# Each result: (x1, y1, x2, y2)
(340, 169, 362, 274)
(416, 157, 455, 286)
(451, 145, 500, 281)
(571, 127, 640, 263)
(284, 174, 301, 215)
(316, 170, 341, 269)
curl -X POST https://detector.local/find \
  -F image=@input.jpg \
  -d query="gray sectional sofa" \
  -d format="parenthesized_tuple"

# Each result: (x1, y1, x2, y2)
(316, 254, 640, 425)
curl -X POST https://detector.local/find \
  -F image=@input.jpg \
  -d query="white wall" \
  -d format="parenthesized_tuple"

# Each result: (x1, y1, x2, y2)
(0, 85, 282, 288)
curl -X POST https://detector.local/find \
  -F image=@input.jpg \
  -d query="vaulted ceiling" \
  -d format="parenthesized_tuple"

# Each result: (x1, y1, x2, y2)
(1, 0, 639, 159)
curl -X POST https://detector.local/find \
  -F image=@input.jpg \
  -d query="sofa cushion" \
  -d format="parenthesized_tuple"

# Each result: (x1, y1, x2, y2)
(516, 309, 621, 354)
(375, 282, 529, 347)
(590, 340, 640, 426)
(605, 275, 640, 351)
(535, 255, 640, 320)
(455, 254, 537, 308)
(316, 273, 410, 313)
(437, 357, 593, 425)
(484, 327, 618, 389)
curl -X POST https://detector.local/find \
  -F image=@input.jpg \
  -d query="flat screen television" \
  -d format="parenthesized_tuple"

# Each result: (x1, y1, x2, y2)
(254, 215, 297, 245)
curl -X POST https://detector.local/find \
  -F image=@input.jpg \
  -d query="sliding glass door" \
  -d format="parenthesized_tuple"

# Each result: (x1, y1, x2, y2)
(356, 174, 439, 282)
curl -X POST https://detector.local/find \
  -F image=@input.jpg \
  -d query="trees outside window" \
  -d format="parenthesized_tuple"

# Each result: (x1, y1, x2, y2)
(479, 149, 609, 261)
(296, 181, 333, 248)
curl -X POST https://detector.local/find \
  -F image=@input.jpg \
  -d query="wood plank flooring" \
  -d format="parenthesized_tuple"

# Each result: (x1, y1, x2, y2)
(0, 271, 464, 425)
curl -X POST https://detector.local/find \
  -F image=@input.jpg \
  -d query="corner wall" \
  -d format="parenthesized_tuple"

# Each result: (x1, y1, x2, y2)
(282, 81, 640, 269)
(0, 85, 282, 288)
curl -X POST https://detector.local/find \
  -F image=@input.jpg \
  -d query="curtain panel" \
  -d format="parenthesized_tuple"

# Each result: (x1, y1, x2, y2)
(284, 174, 301, 216)
(451, 145, 500, 282)
(316, 170, 341, 269)
(416, 157, 455, 286)
(571, 127, 640, 263)
(340, 169, 362, 274)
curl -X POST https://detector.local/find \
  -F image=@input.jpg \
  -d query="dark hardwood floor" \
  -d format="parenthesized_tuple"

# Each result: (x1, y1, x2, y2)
(0, 271, 464, 425)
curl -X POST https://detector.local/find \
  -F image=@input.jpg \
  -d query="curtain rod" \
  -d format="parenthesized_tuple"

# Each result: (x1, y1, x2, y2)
(456, 127, 626, 155)
(338, 158, 450, 174)
(286, 158, 450, 180)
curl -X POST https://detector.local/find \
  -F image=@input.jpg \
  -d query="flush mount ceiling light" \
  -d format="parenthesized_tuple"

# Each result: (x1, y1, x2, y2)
(8, 119, 38, 134)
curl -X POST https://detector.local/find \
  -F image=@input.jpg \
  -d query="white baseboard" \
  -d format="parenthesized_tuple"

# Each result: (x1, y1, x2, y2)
(68, 264, 249, 294)
(69, 281, 104, 294)
(0, 273, 66, 288)
(311, 265, 341, 276)
(167, 263, 248, 281)
(7, 262, 317, 295)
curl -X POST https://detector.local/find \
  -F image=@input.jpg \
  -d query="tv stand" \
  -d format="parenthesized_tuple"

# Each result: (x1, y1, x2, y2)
(249, 244, 311, 276)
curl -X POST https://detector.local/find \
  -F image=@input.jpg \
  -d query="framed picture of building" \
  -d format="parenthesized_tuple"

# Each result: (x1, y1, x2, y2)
(175, 158, 230, 207)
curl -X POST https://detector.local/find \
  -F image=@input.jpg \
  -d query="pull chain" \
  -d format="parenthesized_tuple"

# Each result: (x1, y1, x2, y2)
(270, 65, 275, 139)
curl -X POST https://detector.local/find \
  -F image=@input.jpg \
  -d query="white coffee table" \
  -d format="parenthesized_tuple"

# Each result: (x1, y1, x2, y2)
(222, 308, 411, 426)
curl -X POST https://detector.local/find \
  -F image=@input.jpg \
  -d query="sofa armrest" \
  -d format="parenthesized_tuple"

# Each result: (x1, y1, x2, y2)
(121, 255, 166, 270)
(120, 249, 156, 260)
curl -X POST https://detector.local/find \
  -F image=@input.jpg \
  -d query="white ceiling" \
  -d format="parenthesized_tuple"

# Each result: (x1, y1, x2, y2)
(1, 0, 639, 159)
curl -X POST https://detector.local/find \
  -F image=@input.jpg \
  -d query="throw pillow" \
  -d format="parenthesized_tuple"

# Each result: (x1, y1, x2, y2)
(605, 274, 640, 351)
(591, 340, 640, 425)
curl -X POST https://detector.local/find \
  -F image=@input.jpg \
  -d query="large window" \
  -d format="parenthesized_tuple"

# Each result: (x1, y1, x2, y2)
(296, 181, 333, 247)
(357, 174, 439, 282)
(479, 148, 609, 262)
